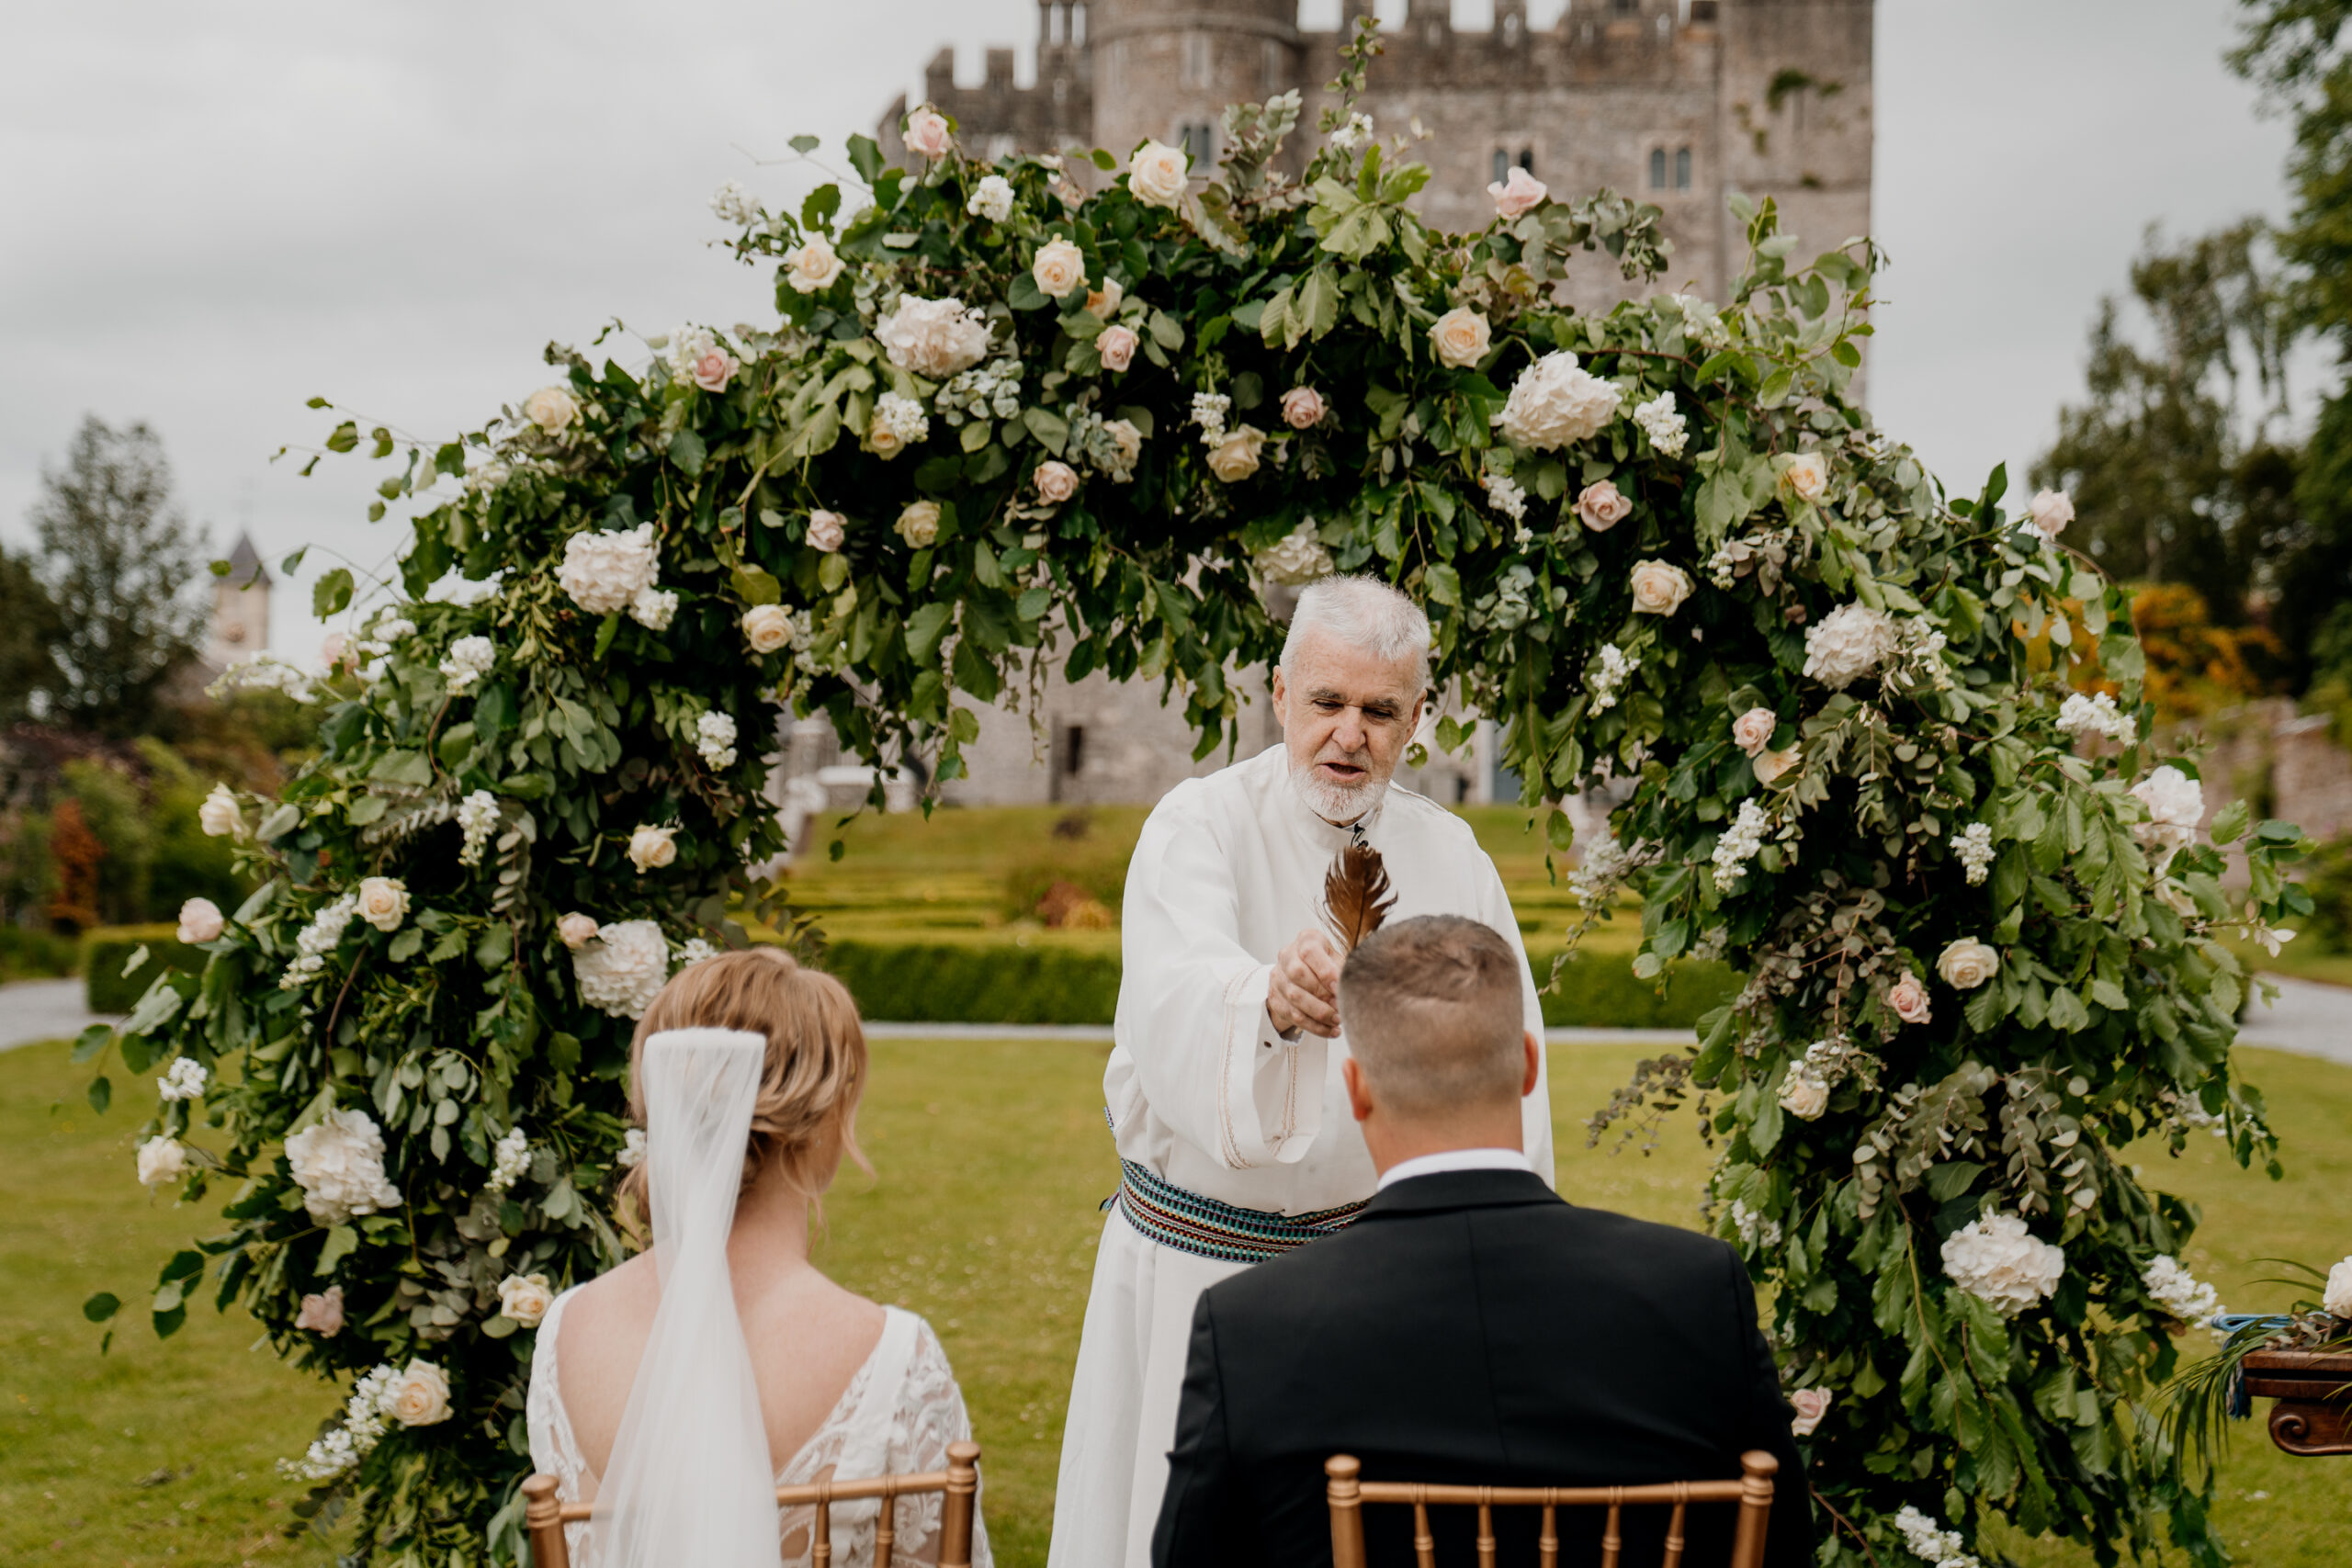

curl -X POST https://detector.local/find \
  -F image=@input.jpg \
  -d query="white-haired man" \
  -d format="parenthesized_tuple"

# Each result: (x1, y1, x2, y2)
(1048, 575, 1555, 1568)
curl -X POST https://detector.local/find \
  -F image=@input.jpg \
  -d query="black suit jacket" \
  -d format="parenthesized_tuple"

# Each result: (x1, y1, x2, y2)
(1150, 1169, 1813, 1568)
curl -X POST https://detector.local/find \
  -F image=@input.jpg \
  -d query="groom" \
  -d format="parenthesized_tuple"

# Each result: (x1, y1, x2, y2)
(1047, 576, 1555, 1568)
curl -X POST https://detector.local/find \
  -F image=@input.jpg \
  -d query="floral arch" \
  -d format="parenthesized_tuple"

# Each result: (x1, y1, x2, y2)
(96, 38, 2311, 1568)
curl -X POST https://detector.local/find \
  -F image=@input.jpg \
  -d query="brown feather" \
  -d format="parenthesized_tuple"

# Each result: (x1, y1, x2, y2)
(1321, 841, 1396, 953)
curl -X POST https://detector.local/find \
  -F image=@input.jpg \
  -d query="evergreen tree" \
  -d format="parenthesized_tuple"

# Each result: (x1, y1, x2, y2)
(0, 546, 62, 724)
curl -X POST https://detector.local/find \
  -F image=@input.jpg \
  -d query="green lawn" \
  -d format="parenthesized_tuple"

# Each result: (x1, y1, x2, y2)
(4, 1033, 2347, 1566)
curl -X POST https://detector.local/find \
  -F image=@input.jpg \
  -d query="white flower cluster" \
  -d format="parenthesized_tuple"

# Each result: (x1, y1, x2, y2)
(278, 1360, 450, 1482)
(207, 654, 320, 705)
(695, 710, 739, 770)
(618, 1127, 648, 1169)
(1255, 522, 1336, 586)
(710, 179, 759, 226)
(1191, 390, 1232, 447)
(1893, 1506, 1982, 1568)
(158, 1056, 209, 1102)
(1069, 409, 1145, 483)
(967, 173, 1015, 222)
(455, 789, 499, 868)
(1569, 835, 1633, 909)
(1712, 798, 1772, 893)
(936, 357, 1023, 425)
(1329, 111, 1375, 152)
(1802, 603, 1899, 690)
(280, 893, 360, 991)
(1589, 643, 1638, 712)
(875, 390, 932, 449)
(439, 636, 495, 694)
(1954, 822, 1996, 886)
(2142, 1255, 2223, 1325)
(484, 1125, 530, 1196)
(356, 615, 415, 664)
(675, 937, 718, 966)
(2057, 691, 2136, 745)
(1728, 1200, 1782, 1252)
(2132, 765, 2205, 863)
(557, 523, 673, 630)
(1632, 390, 1689, 457)
(1481, 473, 1532, 546)
(286, 1107, 402, 1224)
(1940, 1213, 2065, 1317)
(572, 918, 671, 1018)
(1672, 294, 1731, 350)
(1496, 352, 1622, 451)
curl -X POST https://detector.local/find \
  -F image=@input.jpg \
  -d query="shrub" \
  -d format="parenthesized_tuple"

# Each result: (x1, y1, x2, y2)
(2301, 835, 2352, 953)
(0, 924, 77, 982)
(84, 923, 206, 1014)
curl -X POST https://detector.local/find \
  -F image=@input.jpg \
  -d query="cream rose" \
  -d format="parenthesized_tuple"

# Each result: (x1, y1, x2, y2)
(1888, 973, 1932, 1025)
(522, 386, 578, 434)
(1086, 278, 1124, 317)
(136, 1135, 187, 1190)
(198, 783, 242, 838)
(1031, 237, 1087, 299)
(627, 824, 678, 874)
(1206, 426, 1267, 483)
(294, 1286, 344, 1336)
(1430, 306, 1492, 369)
(1779, 1067, 1829, 1121)
(1936, 937, 1999, 990)
(784, 233, 845, 294)
(556, 912, 599, 951)
(1035, 461, 1080, 504)
(1576, 479, 1633, 532)
(1731, 707, 1777, 755)
(1104, 419, 1144, 470)
(806, 510, 846, 553)
(1127, 139, 1191, 209)
(1753, 745, 1802, 786)
(1098, 324, 1138, 373)
(177, 897, 225, 945)
(388, 1361, 453, 1427)
(1487, 164, 1549, 220)
(967, 174, 1015, 223)
(1630, 559, 1693, 616)
(897, 501, 942, 548)
(2324, 1257, 2352, 1320)
(496, 1273, 554, 1328)
(904, 107, 952, 160)
(1281, 387, 1326, 430)
(868, 416, 906, 460)
(1789, 1387, 1833, 1438)
(355, 877, 409, 934)
(2028, 488, 2075, 539)
(741, 604, 793, 654)
(1782, 452, 1829, 502)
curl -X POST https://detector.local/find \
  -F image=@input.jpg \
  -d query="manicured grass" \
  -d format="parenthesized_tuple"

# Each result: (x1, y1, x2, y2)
(6, 1034, 2347, 1566)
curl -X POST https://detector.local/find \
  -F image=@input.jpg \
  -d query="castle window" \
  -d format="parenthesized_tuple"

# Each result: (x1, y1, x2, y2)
(1675, 146, 1692, 189)
(1183, 32, 1211, 88)
(1503, 13, 1522, 46)
(1070, 1, 1086, 44)
(1061, 725, 1086, 776)
(1518, 147, 1535, 173)
(1649, 147, 1667, 188)
(1613, 0, 1638, 13)
(1179, 122, 1216, 170)
(1493, 149, 1510, 185)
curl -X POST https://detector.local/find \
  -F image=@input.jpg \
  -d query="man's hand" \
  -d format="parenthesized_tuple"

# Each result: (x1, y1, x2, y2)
(1268, 928, 1343, 1040)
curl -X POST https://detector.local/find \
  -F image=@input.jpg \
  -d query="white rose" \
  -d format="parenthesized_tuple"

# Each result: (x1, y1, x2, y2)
(1206, 426, 1267, 483)
(1127, 139, 1191, 209)
(2324, 1257, 2352, 1320)
(1105, 419, 1144, 469)
(967, 174, 1015, 223)
(556, 523, 661, 616)
(1753, 745, 1802, 786)
(1782, 452, 1828, 502)
(522, 387, 579, 434)
(2029, 488, 2075, 539)
(627, 823, 678, 874)
(285, 1108, 402, 1224)
(496, 1273, 554, 1328)
(355, 876, 409, 933)
(1630, 560, 1693, 616)
(176, 897, 225, 945)
(897, 501, 942, 548)
(388, 1361, 453, 1427)
(137, 1135, 187, 1190)
(784, 233, 845, 294)
(572, 919, 671, 1017)
(874, 295, 991, 378)
(1086, 278, 1124, 317)
(741, 604, 794, 655)
(904, 107, 952, 160)
(1496, 352, 1623, 450)
(1940, 1213, 2065, 1316)
(556, 912, 599, 951)
(1778, 1067, 1828, 1122)
(2131, 766, 2204, 858)
(1936, 937, 1999, 991)
(1802, 602, 1899, 690)
(1031, 237, 1087, 299)
(198, 783, 243, 838)
(1430, 307, 1492, 369)
(806, 510, 847, 553)
(1731, 707, 1777, 755)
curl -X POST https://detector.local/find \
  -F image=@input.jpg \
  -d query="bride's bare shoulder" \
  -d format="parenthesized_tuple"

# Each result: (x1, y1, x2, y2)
(555, 1254, 660, 1351)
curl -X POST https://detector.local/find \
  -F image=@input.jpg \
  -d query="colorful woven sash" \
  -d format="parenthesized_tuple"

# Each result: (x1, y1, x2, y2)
(1111, 1158, 1368, 1266)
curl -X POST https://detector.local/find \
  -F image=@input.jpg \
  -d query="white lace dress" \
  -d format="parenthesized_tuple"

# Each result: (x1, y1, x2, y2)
(526, 1289, 992, 1568)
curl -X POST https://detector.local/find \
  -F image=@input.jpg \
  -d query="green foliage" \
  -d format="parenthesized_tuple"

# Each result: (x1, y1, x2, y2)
(2297, 832, 2352, 951)
(0, 922, 76, 982)
(0, 543, 62, 724)
(83, 51, 2312, 1568)
(84, 925, 207, 1014)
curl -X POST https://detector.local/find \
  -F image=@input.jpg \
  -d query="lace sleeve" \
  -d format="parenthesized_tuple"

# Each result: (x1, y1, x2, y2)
(883, 1317, 992, 1568)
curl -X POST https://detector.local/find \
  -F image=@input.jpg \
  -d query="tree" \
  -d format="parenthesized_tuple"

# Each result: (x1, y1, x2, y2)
(27, 416, 209, 736)
(0, 546, 62, 724)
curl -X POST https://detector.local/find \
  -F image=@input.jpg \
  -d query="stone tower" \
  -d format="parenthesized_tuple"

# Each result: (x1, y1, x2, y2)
(207, 532, 271, 668)
(1084, 0, 1300, 173)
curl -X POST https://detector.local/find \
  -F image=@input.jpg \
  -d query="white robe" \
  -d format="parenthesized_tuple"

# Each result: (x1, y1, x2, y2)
(1046, 743, 1555, 1568)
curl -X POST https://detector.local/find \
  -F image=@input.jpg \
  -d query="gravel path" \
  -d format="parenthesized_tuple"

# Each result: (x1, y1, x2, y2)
(0, 976, 114, 1053)
(2235, 972, 2352, 1067)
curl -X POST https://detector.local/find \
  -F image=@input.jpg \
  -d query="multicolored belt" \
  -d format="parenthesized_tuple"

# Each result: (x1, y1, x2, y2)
(1109, 1157, 1368, 1266)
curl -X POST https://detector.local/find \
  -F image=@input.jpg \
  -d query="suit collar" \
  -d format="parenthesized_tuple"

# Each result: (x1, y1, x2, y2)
(1358, 1168, 1562, 1219)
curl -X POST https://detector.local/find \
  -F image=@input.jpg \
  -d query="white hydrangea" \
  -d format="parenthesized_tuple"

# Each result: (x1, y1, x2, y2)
(281, 893, 361, 991)
(876, 390, 931, 446)
(1802, 603, 1899, 690)
(710, 179, 759, 226)
(1496, 352, 1623, 451)
(158, 1056, 209, 1102)
(2057, 691, 2135, 745)
(1940, 1213, 2065, 1317)
(1953, 822, 1996, 886)
(874, 294, 991, 378)
(1255, 521, 1335, 586)
(439, 636, 495, 694)
(1589, 643, 1638, 713)
(572, 919, 671, 1018)
(556, 523, 662, 617)
(1632, 390, 1689, 457)
(1190, 391, 1232, 447)
(695, 711, 739, 770)
(206, 653, 320, 705)
(966, 174, 1015, 222)
(629, 586, 677, 631)
(1893, 1506, 1982, 1568)
(2142, 1255, 2222, 1325)
(456, 790, 499, 868)
(285, 1108, 403, 1224)
(1712, 798, 1772, 893)
(484, 1125, 530, 1196)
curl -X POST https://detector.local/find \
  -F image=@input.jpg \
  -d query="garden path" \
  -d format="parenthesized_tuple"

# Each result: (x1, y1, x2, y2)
(2237, 973, 2352, 1067)
(0, 977, 114, 1054)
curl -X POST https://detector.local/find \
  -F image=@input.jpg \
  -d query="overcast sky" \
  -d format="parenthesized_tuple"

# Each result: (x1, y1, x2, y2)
(0, 0, 2309, 660)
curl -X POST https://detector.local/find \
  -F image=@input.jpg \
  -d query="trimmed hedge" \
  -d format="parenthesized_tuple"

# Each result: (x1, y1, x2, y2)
(0, 926, 79, 984)
(84, 924, 208, 1014)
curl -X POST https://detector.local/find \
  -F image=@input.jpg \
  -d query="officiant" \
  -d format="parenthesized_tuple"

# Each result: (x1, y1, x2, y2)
(1046, 575, 1556, 1568)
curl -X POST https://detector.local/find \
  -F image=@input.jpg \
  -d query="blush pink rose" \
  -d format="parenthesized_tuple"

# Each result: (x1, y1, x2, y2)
(1035, 461, 1080, 504)
(1888, 973, 1932, 1025)
(1281, 387, 1327, 430)
(1098, 324, 1138, 372)
(296, 1286, 345, 1337)
(692, 350, 738, 393)
(905, 109, 952, 160)
(806, 510, 847, 553)
(321, 631, 349, 669)
(556, 913, 600, 951)
(1487, 164, 1549, 220)
(1789, 1387, 1832, 1437)
(1577, 479, 1633, 532)
(1731, 707, 1777, 756)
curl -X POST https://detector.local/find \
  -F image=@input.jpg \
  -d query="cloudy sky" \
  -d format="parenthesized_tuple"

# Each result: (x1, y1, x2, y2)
(0, 0, 2308, 658)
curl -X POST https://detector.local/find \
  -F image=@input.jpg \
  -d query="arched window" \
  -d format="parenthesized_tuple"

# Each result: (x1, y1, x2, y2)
(1675, 146, 1692, 189)
(1518, 147, 1535, 173)
(1649, 148, 1668, 189)
(1614, 0, 1639, 14)
(1182, 33, 1211, 88)
(1503, 13, 1522, 45)
(1180, 123, 1215, 169)
(1492, 149, 1511, 185)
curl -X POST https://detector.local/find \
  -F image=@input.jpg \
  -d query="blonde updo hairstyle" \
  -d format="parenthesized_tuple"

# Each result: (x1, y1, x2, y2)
(616, 946, 869, 1241)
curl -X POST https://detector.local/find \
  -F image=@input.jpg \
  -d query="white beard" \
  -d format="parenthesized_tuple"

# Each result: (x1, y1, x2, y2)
(1290, 757, 1388, 826)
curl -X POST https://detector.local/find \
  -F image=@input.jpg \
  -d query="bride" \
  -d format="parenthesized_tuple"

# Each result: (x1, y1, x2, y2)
(526, 946, 992, 1566)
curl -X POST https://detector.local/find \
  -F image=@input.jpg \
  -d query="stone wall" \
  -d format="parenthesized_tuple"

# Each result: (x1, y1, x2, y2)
(2192, 699, 2352, 845)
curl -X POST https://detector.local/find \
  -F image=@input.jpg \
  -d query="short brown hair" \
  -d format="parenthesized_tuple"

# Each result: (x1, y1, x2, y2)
(1340, 916, 1526, 1118)
(618, 946, 869, 1236)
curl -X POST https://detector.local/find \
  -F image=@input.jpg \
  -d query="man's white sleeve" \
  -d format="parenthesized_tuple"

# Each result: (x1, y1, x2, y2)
(1485, 857, 1557, 1188)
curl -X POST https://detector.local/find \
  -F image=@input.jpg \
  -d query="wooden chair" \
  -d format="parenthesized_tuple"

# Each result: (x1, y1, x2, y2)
(521, 1438, 981, 1568)
(1326, 1450, 1777, 1568)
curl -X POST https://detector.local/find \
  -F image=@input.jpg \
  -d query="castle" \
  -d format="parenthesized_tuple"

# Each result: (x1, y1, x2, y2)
(822, 1, 1874, 818)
